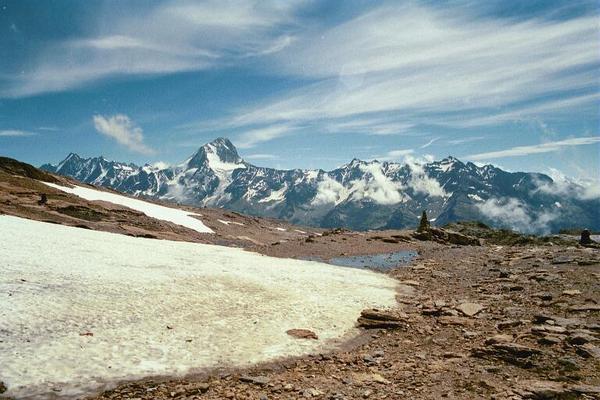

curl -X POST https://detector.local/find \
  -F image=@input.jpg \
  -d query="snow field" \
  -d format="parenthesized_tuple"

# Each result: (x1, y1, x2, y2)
(218, 219, 245, 226)
(41, 181, 214, 234)
(0, 216, 397, 399)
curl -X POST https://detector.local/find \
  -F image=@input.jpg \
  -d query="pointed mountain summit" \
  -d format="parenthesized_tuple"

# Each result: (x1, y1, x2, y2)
(41, 152, 82, 174)
(185, 137, 245, 171)
(41, 137, 600, 233)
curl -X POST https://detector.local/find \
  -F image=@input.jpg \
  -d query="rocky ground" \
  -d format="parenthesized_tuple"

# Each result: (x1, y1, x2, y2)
(80, 240, 599, 400)
(1, 157, 599, 399)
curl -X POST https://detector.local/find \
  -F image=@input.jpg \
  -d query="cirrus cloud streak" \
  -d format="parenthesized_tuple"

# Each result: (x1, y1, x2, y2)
(465, 136, 600, 161)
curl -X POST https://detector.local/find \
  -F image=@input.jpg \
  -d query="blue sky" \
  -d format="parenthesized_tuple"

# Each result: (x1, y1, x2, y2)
(0, 0, 598, 182)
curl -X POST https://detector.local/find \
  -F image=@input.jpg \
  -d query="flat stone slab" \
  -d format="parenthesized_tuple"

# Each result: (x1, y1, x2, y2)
(457, 302, 484, 317)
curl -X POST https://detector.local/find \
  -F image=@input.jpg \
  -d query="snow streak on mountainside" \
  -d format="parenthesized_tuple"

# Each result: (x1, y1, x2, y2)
(41, 138, 600, 233)
(42, 182, 214, 234)
(0, 215, 397, 399)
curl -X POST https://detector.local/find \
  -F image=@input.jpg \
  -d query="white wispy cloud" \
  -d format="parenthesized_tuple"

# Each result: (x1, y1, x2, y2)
(442, 92, 600, 129)
(219, 3, 597, 141)
(420, 138, 439, 149)
(375, 149, 415, 161)
(244, 153, 279, 160)
(0, 129, 36, 137)
(446, 136, 486, 145)
(235, 124, 295, 149)
(324, 117, 416, 136)
(3, 1, 299, 97)
(466, 136, 600, 161)
(93, 114, 154, 154)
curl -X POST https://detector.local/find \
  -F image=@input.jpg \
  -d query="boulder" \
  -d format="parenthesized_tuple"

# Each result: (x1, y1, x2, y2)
(37, 193, 48, 206)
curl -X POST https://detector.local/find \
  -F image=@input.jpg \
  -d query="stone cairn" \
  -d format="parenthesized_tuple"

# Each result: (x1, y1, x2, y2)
(417, 210, 430, 233)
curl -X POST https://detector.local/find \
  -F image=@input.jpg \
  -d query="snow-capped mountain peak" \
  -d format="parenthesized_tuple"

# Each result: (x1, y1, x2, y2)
(184, 137, 246, 172)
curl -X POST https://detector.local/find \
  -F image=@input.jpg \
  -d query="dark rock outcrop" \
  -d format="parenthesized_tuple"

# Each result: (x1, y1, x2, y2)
(412, 227, 480, 246)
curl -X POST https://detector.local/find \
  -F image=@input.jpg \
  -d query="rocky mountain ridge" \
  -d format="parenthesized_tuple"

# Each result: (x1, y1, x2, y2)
(41, 138, 600, 233)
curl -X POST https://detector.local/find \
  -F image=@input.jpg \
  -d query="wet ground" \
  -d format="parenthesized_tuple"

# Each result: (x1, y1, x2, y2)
(303, 250, 418, 271)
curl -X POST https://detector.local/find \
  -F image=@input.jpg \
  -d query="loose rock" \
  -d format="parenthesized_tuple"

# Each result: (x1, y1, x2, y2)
(286, 329, 318, 340)
(456, 302, 484, 317)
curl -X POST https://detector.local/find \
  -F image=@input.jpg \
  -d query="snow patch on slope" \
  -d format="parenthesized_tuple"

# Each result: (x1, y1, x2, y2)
(0, 216, 397, 399)
(258, 184, 288, 203)
(468, 193, 484, 202)
(42, 182, 213, 234)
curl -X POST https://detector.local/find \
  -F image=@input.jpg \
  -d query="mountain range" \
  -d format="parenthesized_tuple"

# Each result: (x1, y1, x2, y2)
(41, 138, 600, 233)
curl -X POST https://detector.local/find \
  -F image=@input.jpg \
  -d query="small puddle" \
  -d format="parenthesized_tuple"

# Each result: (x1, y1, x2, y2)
(304, 250, 417, 271)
